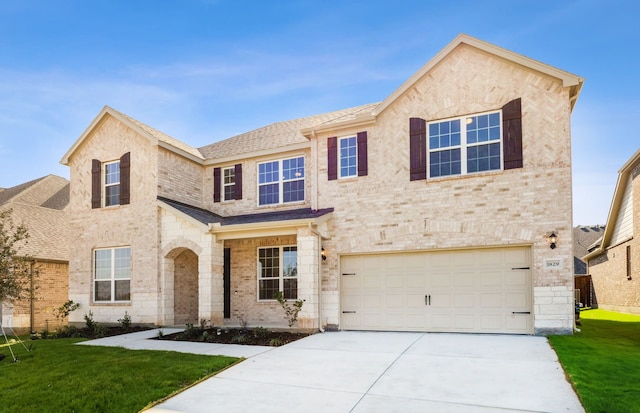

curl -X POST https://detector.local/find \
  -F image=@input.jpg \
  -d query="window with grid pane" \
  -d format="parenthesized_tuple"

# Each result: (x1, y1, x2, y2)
(258, 246, 297, 300)
(339, 136, 357, 178)
(428, 111, 502, 178)
(104, 161, 120, 207)
(223, 167, 235, 201)
(94, 247, 130, 302)
(258, 157, 304, 205)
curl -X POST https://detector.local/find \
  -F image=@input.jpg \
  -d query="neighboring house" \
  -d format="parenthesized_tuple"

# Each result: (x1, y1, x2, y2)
(573, 225, 605, 307)
(583, 149, 640, 314)
(61, 34, 583, 335)
(0, 175, 70, 333)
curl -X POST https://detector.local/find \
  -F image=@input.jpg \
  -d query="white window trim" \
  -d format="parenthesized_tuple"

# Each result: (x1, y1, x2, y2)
(222, 166, 235, 202)
(338, 135, 358, 179)
(103, 159, 121, 207)
(256, 156, 305, 206)
(93, 246, 131, 303)
(427, 110, 503, 179)
(256, 245, 298, 301)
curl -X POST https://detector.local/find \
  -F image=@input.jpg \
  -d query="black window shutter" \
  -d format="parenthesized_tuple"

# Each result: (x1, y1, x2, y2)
(409, 118, 427, 181)
(502, 98, 523, 170)
(357, 131, 368, 177)
(327, 137, 338, 181)
(91, 159, 101, 209)
(119, 152, 130, 205)
(234, 163, 243, 200)
(213, 167, 221, 203)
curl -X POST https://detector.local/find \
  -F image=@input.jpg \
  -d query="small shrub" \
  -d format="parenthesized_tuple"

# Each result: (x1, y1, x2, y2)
(157, 329, 164, 338)
(182, 323, 203, 340)
(252, 326, 269, 339)
(53, 300, 80, 324)
(231, 333, 248, 344)
(202, 331, 211, 342)
(84, 311, 96, 332)
(274, 291, 305, 327)
(55, 324, 78, 338)
(94, 324, 107, 338)
(269, 337, 284, 347)
(238, 317, 249, 333)
(118, 312, 132, 330)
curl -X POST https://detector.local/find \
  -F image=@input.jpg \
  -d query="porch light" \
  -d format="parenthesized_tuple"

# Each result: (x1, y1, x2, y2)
(321, 247, 327, 261)
(547, 231, 558, 249)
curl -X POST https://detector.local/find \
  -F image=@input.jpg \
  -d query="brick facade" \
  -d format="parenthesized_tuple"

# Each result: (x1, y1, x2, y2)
(63, 35, 582, 334)
(6, 261, 69, 333)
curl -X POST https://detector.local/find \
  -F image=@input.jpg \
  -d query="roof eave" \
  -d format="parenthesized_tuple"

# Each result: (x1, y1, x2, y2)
(209, 213, 332, 240)
(61, 106, 205, 166)
(301, 114, 377, 139)
(373, 33, 584, 116)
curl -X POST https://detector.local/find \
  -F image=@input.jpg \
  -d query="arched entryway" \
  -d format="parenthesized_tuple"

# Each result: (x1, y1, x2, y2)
(173, 249, 199, 325)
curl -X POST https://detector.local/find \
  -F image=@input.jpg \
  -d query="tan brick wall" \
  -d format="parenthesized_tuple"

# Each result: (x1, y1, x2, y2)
(67, 115, 161, 325)
(173, 249, 199, 325)
(313, 44, 575, 333)
(224, 235, 297, 327)
(9, 261, 69, 332)
(158, 147, 205, 208)
(203, 149, 312, 217)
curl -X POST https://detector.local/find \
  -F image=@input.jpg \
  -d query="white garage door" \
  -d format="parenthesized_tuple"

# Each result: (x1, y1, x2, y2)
(340, 247, 532, 334)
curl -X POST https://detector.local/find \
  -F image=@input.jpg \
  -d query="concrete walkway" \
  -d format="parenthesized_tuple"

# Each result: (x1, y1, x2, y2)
(81, 330, 584, 413)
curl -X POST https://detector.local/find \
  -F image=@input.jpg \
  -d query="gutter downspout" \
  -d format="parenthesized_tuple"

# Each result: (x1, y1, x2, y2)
(29, 260, 35, 334)
(308, 223, 325, 332)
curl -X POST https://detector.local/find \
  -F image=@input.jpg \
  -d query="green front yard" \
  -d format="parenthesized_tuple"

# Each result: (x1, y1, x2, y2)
(0, 337, 238, 412)
(549, 309, 640, 413)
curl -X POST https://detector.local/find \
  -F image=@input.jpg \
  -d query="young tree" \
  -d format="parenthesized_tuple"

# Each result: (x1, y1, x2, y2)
(0, 209, 38, 307)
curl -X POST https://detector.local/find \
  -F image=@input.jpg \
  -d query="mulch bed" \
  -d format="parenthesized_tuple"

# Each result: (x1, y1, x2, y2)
(156, 327, 310, 347)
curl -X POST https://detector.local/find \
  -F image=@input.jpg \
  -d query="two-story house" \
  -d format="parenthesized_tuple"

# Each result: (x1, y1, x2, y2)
(61, 34, 583, 335)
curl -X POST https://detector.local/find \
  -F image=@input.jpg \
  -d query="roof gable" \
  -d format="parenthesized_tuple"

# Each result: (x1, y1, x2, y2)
(584, 148, 640, 261)
(374, 33, 583, 116)
(0, 175, 70, 261)
(60, 106, 204, 166)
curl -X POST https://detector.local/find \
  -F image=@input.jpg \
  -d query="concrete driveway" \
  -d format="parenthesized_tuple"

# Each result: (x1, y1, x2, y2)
(147, 331, 584, 413)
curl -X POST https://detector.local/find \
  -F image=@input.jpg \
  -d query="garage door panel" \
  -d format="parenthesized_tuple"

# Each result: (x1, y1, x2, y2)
(453, 293, 474, 307)
(431, 273, 452, 287)
(340, 247, 531, 334)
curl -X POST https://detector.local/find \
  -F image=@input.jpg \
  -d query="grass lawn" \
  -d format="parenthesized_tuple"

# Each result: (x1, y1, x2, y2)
(0, 336, 238, 412)
(548, 309, 640, 413)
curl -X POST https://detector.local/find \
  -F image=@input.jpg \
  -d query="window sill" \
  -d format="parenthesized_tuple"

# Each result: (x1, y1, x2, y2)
(426, 169, 505, 183)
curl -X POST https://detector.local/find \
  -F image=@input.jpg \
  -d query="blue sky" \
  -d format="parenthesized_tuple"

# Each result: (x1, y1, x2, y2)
(0, 0, 638, 225)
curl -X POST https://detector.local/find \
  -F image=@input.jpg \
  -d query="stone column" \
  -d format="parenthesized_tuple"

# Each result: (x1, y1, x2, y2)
(296, 227, 319, 329)
(199, 236, 225, 326)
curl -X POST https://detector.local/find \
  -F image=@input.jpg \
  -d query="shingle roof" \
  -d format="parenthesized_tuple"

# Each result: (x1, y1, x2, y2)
(106, 107, 205, 160)
(159, 196, 333, 227)
(198, 103, 378, 159)
(573, 225, 605, 274)
(0, 175, 70, 261)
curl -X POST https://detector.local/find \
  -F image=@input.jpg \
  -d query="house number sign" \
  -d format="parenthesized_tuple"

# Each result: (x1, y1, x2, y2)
(544, 259, 562, 269)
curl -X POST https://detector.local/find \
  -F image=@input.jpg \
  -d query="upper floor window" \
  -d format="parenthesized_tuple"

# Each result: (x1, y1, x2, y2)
(258, 156, 304, 206)
(94, 246, 131, 302)
(104, 160, 121, 207)
(409, 98, 523, 182)
(257, 246, 297, 300)
(339, 136, 357, 178)
(92, 152, 130, 209)
(213, 163, 242, 203)
(428, 111, 501, 178)
(223, 167, 236, 201)
(328, 132, 368, 180)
